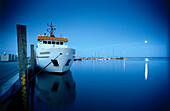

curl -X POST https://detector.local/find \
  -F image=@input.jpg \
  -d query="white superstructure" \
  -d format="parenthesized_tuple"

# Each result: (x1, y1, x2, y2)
(36, 22, 75, 73)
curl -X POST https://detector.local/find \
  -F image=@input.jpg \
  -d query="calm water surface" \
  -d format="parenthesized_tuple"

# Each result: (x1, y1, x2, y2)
(2, 58, 170, 111)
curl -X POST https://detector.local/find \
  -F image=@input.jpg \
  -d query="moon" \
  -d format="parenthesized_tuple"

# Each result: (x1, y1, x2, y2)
(145, 41, 147, 43)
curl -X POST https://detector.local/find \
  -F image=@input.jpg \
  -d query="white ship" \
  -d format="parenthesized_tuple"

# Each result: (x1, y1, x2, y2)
(36, 22, 75, 73)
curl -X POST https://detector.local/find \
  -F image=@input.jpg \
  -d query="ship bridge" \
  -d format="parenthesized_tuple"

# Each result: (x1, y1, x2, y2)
(37, 21, 69, 49)
(37, 35, 68, 49)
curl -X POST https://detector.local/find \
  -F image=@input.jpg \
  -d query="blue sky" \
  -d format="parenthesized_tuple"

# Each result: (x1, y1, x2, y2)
(0, 0, 169, 57)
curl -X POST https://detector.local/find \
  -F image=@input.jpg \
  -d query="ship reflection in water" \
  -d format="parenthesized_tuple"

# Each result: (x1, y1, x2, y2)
(1, 58, 170, 111)
(36, 71, 76, 107)
(1, 71, 76, 111)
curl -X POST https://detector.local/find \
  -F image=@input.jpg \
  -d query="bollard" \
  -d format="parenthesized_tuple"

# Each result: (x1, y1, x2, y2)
(17, 25, 27, 87)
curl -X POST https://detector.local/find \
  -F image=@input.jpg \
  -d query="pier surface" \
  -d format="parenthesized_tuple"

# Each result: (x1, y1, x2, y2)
(0, 61, 19, 97)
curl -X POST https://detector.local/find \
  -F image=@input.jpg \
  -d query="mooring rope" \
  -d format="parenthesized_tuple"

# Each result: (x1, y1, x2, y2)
(19, 53, 62, 89)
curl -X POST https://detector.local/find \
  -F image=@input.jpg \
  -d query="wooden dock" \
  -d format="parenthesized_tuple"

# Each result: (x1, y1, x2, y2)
(0, 62, 19, 97)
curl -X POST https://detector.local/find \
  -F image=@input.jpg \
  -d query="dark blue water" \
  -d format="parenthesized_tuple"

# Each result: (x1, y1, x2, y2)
(70, 58, 170, 111)
(1, 58, 170, 111)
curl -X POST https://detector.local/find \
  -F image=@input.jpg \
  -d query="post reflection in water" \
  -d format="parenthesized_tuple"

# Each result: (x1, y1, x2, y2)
(36, 71, 76, 107)
(145, 62, 148, 80)
(1, 59, 170, 111)
(123, 59, 125, 72)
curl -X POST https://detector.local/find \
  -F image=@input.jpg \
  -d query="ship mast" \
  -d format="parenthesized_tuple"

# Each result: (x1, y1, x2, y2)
(47, 21, 56, 37)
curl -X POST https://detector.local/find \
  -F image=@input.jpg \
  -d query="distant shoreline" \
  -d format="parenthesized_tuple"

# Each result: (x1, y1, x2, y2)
(74, 57, 170, 61)
(125, 57, 170, 59)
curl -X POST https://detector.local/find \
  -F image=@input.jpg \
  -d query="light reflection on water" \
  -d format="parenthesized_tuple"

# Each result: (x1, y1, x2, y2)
(145, 62, 148, 80)
(1, 58, 170, 111)
(123, 59, 125, 71)
(71, 58, 170, 111)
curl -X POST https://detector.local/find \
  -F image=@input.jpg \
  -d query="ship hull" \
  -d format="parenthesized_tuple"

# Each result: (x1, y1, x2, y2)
(36, 48, 75, 72)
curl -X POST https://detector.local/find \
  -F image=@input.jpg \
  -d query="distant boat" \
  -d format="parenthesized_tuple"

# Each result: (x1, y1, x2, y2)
(99, 58, 103, 60)
(116, 57, 124, 59)
(36, 21, 76, 73)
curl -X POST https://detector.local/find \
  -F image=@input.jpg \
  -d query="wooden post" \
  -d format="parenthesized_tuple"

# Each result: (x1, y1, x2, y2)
(31, 45, 35, 74)
(17, 25, 27, 86)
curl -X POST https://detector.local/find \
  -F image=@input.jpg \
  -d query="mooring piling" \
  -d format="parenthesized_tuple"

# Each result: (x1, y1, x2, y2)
(17, 25, 27, 87)
(31, 45, 35, 74)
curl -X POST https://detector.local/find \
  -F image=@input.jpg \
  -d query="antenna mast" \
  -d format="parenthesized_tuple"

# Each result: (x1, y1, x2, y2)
(47, 21, 56, 37)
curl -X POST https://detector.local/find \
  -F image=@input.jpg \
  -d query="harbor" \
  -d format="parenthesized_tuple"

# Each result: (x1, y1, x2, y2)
(0, 25, 170, 111)
(0, 23, 169, 111)
(0, 23, 170, 111)
(1, 0, 169, 111)
(1, 58, 170, 111)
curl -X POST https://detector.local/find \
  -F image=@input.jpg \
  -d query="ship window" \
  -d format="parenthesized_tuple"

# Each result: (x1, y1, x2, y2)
(56, 42, 59, 45)
(52, 41, 55, 44)
(43, 41, 47, 44)
(38, 39, 42, 42)
(48, 41, 51, 44)
(60, 42, 63, 45)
